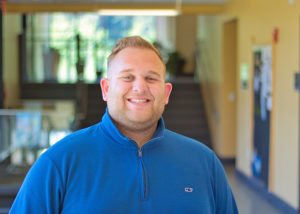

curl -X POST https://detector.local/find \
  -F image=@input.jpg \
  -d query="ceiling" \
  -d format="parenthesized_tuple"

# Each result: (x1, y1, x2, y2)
(4, 0, 228, 14)
(7, 0, 229, 4)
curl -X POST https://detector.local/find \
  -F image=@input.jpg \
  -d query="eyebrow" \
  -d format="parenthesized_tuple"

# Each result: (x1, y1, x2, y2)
(147, 71, 161, 78)
(119, 69, 133, 74)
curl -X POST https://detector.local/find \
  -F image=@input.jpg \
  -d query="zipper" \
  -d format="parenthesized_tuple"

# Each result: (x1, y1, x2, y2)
(136, 137, 161, 201)
(138, 148, 148, 201)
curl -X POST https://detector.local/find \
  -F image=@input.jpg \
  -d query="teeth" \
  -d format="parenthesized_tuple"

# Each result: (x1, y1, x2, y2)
(130, 99, 148, 103)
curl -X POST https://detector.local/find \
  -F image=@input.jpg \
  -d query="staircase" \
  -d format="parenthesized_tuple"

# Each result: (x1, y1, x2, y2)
(80, 78, 212, 148)
(0, 163, 28, 214)
(164, 78, 212, 148)
(0, 186, 18, 214)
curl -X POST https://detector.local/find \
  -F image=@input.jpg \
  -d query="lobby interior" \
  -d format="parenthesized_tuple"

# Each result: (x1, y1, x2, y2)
(0, 0, 299, 213)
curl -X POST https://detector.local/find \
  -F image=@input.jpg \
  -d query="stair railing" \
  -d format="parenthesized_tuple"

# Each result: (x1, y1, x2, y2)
(0, 109, 70, 165)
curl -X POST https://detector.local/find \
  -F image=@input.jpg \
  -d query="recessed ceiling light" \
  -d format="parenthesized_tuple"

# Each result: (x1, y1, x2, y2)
(98, 9, 179, 16)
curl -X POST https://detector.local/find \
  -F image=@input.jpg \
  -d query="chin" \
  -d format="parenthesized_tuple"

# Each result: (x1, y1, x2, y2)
(128, 112, 151, 120)
(129, 117, 153, 125)
(127, 121, 157, 132)
(127, 116, 157, 127)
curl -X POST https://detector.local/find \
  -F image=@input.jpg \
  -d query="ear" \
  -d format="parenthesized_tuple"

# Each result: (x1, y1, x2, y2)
(164, 83, 172, 104)
(100, 78, 109, 101)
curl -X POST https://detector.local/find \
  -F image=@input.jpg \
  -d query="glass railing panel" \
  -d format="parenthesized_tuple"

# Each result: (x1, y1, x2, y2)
(0, 110, 72, 166)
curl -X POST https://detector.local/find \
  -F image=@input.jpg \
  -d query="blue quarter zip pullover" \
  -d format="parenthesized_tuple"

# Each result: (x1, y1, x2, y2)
(10, 111, 238, 214)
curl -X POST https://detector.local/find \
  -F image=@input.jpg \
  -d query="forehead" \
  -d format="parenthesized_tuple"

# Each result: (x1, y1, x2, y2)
(108, 47, 165, 77)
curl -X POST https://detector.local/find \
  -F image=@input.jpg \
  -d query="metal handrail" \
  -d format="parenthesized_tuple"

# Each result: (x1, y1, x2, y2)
(0, 109, 68, 116)
(0, 109, 70, 164)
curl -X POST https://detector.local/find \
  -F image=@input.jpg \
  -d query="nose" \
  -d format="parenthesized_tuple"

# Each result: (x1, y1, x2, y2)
(132, 77, 148, 93)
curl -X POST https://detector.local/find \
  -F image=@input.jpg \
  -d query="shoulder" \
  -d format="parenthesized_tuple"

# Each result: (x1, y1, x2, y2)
(44, 123, 105, 160)
(31, 123, 109, 182)
(163, 129, 214, 155)
(160, 129, 226, 182)
(160, 129, 217, 166)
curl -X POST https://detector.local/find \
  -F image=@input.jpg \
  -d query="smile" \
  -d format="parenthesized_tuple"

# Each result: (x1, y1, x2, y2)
(128, 98, 150, 104)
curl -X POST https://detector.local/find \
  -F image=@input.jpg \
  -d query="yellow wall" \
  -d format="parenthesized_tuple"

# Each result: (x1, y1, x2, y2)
(198, 0, 299, 209)
(197, 15, 224, 156)
(197, 16, 237, 158)
(4, 14, 21, 108)
(176, 15, 197, 74)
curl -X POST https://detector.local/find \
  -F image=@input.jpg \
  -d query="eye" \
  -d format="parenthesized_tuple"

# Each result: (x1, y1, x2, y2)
(146, 76, 158, 82)
(121, 75, 133, 81)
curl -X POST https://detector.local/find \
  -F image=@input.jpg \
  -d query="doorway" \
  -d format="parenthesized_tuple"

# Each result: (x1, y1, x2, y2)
(221, 19, 238, 158)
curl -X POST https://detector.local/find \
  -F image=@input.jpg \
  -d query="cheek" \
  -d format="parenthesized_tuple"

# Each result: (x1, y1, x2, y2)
(151, 87, 166, 102)
(108, 82, 129, 99)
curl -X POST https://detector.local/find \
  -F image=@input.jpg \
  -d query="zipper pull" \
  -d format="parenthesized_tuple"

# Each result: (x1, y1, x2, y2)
(139, 148, 142, 157)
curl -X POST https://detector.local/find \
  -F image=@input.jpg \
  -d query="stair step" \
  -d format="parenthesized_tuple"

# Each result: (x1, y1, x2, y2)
(171, 83, 200, 90)
(167, 99, 203, 107)
(167, 125, 209, 134)
(0, 185, 19, 210)
(165, 104, 203, 110)
(169, 91, 201, 99)
(0, 208, 10, 214)
(163, 110, 205, 118)
(165, 119, 206, 126)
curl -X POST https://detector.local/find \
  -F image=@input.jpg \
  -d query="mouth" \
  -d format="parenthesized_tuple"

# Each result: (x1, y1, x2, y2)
(127, 98, 151, 104)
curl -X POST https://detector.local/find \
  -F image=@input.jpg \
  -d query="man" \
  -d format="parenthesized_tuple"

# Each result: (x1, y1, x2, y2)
(10, 36, 238, 213)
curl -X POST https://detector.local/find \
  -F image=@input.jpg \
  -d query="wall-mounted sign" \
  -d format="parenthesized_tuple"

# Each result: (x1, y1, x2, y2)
(240, 63, 249, 90)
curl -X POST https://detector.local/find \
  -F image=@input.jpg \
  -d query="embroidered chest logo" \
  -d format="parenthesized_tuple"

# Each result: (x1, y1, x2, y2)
(184, 187, 193, 192)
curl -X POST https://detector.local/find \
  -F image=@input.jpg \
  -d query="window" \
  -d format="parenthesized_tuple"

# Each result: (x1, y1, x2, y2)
(26, 13, 156, 83)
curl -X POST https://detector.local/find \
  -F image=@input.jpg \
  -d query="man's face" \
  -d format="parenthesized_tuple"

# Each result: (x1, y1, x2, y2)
(101, 47, 172, 132)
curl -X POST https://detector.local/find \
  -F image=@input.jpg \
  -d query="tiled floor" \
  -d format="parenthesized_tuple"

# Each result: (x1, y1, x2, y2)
(225, 165, 284, 214)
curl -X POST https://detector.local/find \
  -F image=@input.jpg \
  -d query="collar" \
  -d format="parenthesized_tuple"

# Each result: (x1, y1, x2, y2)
(99, 108, 165, 150)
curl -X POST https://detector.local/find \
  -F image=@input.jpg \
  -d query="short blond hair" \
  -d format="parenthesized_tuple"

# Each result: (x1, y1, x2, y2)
(107, 36, 164, 70)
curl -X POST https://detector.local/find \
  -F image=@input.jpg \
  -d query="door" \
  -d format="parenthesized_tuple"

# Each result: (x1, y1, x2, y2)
(221, 19, 238, 158)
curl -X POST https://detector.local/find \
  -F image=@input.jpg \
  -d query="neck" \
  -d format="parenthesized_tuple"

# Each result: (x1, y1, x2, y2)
(115, 123, 158, 148)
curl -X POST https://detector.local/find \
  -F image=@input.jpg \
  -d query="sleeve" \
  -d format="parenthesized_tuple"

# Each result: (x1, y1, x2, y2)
(9, 153, 64, 214)
(211, 154, 239, 214)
